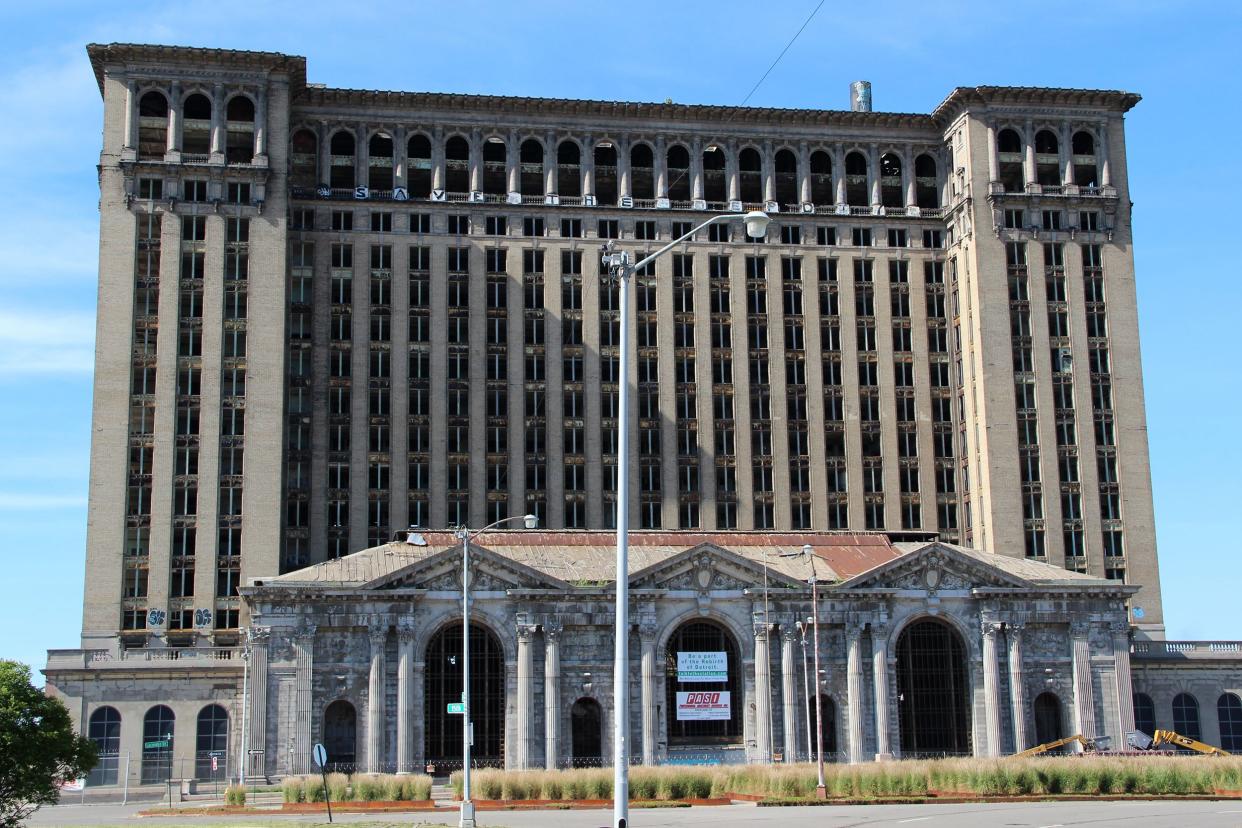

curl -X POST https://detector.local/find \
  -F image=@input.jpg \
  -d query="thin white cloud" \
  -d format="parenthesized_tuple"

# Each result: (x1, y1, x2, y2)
(0, 308, 96, 376)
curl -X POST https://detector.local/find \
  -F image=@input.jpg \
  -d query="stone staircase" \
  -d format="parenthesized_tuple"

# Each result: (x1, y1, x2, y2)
(430, 781, 457, 808)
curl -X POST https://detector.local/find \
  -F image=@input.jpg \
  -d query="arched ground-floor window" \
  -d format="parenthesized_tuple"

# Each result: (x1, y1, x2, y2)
(1033, 692, 1064, 748)
(141, 705, 175, 784)
(896, 619, 971, 757)
(195, 704, 229, 780)
(570, 697, 603, 767)
(665, 619, 742, 747)
(1133, 692, 1156, 737)
(323, 700, 357, 769)
(87, 707, 121, 786)
(424, 622, 506, 768)
(1218, 693, 1242, 751)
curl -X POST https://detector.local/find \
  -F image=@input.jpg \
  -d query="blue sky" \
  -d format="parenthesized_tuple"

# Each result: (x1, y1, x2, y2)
(1, 0, 1240, 676)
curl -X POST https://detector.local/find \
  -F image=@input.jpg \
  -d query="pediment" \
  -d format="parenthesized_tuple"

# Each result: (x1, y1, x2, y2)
(630, 543, 805, 591)
(373, 544, 571, 591)
(834, 542, 1032, 592)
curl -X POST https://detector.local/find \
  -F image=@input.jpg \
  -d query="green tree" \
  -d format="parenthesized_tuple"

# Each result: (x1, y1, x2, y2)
(0, 661, 96, 828)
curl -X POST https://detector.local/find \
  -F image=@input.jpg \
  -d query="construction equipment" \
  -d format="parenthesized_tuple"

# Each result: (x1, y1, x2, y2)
(1016, 733, 1109, 757)
(1127, 729, 1231, 756)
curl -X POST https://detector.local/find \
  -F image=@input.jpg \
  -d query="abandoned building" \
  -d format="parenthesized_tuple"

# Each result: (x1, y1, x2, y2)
(42, 43, 1242, 783)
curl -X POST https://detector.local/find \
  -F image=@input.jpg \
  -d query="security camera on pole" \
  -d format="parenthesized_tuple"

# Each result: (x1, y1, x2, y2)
(602, 209, 770, 828)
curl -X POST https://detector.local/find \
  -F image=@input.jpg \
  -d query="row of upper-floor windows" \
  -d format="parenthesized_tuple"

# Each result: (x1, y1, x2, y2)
(133, 89, 259, 164)
(289, 127, 945, 209)
(993, 125, 1107, 191)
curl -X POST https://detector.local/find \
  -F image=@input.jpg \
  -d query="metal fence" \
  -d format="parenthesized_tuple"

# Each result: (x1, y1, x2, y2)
(81, 752, 238, 804)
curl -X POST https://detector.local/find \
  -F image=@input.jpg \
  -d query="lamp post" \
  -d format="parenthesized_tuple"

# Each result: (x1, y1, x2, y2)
(453, 514, 538, 828)
(796, 621, 813, 763)
(602, 210, 770, 828)
(781, 544, 825, 798)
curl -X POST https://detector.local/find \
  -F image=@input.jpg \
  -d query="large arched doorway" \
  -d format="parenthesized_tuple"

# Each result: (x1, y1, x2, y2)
(664, 620, 742, 748)
(424, 622, 506, 768)
(323, 700, 357, 768)
(816, 694, 838, 763)
(1033, 692, 1064, 746)
(570, 698, 603, 767)
(896, 619, 971, 757)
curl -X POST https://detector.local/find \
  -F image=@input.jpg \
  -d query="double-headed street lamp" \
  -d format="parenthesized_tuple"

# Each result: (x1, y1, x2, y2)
(781, 544, 826, 799)
(453, 514, 538, 828)
(602, 210, 770, 828)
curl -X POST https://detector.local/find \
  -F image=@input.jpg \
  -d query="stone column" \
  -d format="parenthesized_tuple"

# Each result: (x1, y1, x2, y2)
(871, 624, 891, 760)
(753, 618, 773, 762)
(516, 623, 534, 769)
(165, 81, 181, 158)
(254, 88, 268, 162)
(293, 624, 315, 774)
(846, 625, 865, 764)
(781, 626, 799, 762)
(356, 122, 369, 191)
(317, 122, 331, 186)
(832, 146, 846, 205)
(209, 82, 224, 163)
(393, 125, 407, 189)
(867, 143, 881, 207)
(690, 138, 705, 201)
(247, 631, 269, 777)
(654, 135, 668, 197)
(1061, 123, 1074, 185)
(123, 79, 137, 155)
(902, 146, 916, 208)
(1098, 124, 1112, 187)
(544, 132, 558, 196)
(1023, 119, 1037, 187)
(617, 136, 631, 199)
(469, 128, 483, 193)
(981, 621, 1002, 757)
(431, 127, 445, 193)
(396, 621, 416, 773)
(544, 620, 562, 769)
(1111, 623, 1135, 746)
(506, 129, 520, 195)
(640, 621, 658, 766)
(761, 140, 776, 203)
(1007, 623, 1028, 753)
(798, 142, 812, 205)
(725, 141, 740, 202)
(581, 134, 595, 200)
(986, 122, 998, 182)
(367, 625, 387, 772)
(1070, 621, 1097, 747)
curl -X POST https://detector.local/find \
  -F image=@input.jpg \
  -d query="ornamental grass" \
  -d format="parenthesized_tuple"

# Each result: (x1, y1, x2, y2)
(281, 773, 434, 802)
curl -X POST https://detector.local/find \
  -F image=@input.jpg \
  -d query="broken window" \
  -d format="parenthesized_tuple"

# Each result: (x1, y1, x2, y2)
(996, 128, 1024, 192)
(182, 93, 212, 157)
(1034, 129, 1060, 186)
(482, 137, 506, 195)
(445, 135, 470, 194)
(519, 138, 543, 197)
(738, 146, 762, 204)
(224, 95, 254, 165)
(809, 150, 832, 205)
(594, 142, 618, 205)
(328, 130, 356, 190)
(368, 133, 394, 191)
(774, 148, 798, 206)
(290, 128, 317, 188)
(915, 154, 939, 208)
(408, 134, 432, 197)
(667, 144, 690, 201)
(1072, 130, 1098, 188)
(557, 140, 581, 197)
(630, 143, 654, 200)
(880, 152, 903, 208)
(137, 90, 168, 161)
(844, 151, 869, 206)
(702, 144, 726, 202)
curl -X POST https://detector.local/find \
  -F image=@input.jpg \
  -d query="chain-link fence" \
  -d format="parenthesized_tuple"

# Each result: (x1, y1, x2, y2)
(79, 752, 239, 803)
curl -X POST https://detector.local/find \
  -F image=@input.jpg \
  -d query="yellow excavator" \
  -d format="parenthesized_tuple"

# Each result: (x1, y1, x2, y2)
(1016, 734, 1108, 757)
(1127, 729, 1231, 756)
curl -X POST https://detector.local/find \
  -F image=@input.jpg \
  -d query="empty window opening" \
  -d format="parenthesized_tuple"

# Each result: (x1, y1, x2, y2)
(323, 700, 357, 769)
(896, 619, 972, 757)
(631, 142, 655, 200)
(996, 128, 1024, 192)
(408, 134, 432, 197)
(368, 133, 394, 191)
(844, 151, 869, 207)
(424, 622, 506, 768)
(809, 150, 833, 205)
(1035, 129, 1060, 186)
(594, 143, 618, 205)
(667, 144, 691, 201)
(137, 90, 168, 160)
(519, 138, 544, 197)
(482, 137, 507, 195)
(1072, 130, 1098, 188)
(290, 128, 317, 188)
(1033, 692, 1064, 747)
(570, 698, 604, 767)
(224, 95, 254, 165)
(880, 152, 903, 208)
(182, 93, 212, 157)
(557, 140, 581, 197)
(738, 147, 763, 204)
(915, 154, 939, 208)
(445, 135, 470, 194)
(774, 148, 799, 206)
(328, 130, 356, 190)
(702, 144, 726, 202)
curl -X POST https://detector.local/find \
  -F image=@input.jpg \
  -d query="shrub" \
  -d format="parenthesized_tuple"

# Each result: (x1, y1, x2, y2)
(404, 774, 433, 801)
(303, 777, 327, 802)
(224, 785, 246, 806)
(382, 775, 405, 801)
(282, 776, 305, 803)
(352, 774, 384, 801)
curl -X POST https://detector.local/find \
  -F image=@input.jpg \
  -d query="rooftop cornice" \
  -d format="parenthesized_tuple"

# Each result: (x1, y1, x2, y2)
(85, 42, 307, 97)
(932, 85, 1141, 123)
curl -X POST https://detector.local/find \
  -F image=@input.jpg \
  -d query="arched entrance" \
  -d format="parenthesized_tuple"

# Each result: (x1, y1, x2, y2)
(424, 622, 506, 767)
(665, 620, 742, 748)
(816, 694, 838, 762)
(323, 700, 357, 768)
(1033, 692, 1064, 748)
(896, 619, 971, 757)
(570, 698, 603, 767)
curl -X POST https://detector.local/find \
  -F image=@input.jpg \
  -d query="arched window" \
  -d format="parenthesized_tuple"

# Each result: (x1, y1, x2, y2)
(323, 700, 357, 769)
(224, 96, 255, 165)
(424, 623, 506, 768)
(195, 704, 229, 780)
(408, 134, 432, 197)
(136, 91, 168, 161)
(368, 133, 394, 192)
(594, 143, 618, 206)
(519, 138, 544, 197)
(664, 620, 743, 745)
(328, 130, 356, 190)
(666, 144, 690, 202)
(1035, 129, 1060, 186)
(702, 144, 726, 203)
(896, 619, 971, 757)
(182, 93, 212, 157)
(87, 707, 121, 786)
(1173, 692, 1201, 742)
(630, 143, 654, 200)
(1218, 694, 1242, 751)
(445, 135, 470, 194)
(879, 152, 903, 208)
(809, 150, 832, 205)
(570, 697, 603, 767)
(1033, 692, 1064, 747)
(914, 154, 939, 208)
(997, 128, 1023, 193)
(290, 128, 318, 189)
(558, 140, 582, 197)
(844, 151, 869, 207)
(1072, 131, 1098, 188)
(816, 694, 838, 763)
(738, 147, 762, 204)
(774, 148, 798, 207)
(141, 705, 175, 784)
(482, 137, 507, 195)
(1133, 692, 1156, 737)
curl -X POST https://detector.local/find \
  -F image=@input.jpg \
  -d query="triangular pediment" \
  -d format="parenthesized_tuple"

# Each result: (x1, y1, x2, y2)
(835, 542, 1032, 592)
(373, 544, 572, 591)
(630, 543, 805, 591)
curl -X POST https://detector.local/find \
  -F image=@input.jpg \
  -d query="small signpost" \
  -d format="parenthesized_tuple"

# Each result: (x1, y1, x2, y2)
(312, 743, 332, 823)
(446, 702, 466, 714)
(143, 739, 169, 750)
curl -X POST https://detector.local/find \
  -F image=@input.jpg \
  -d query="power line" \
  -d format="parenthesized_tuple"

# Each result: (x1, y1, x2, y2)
(738, 0, 827, 109)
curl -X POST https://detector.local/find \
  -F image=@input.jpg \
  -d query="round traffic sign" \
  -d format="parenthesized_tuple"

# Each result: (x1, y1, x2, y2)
(312, 743, 327, 769)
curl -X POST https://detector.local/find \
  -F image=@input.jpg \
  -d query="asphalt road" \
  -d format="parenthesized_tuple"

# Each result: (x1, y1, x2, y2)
(27, 800, 1242, 828)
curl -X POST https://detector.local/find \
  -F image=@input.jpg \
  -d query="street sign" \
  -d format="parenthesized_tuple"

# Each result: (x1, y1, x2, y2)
(144, 739, 169, 749)
(312, 743, 327, 769)
(446, 702, 466, 714)
(211, 756, 218, 772)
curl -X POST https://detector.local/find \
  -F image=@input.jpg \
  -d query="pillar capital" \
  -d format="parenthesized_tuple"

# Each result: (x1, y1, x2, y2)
(396, 619, 417, 643)
(544, 617, 563, 641)
(294, 620, 317, 642)
(981, 620, 1002, 640)
(1069, 619, 1092, 639)
(368, 623, 388, 648)
(638, 617, 658, 644)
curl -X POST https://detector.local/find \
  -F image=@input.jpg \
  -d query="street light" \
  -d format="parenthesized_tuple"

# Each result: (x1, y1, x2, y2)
(796, 621, 813, 764)
(780, 544, 826, 799)
(453, 513, 538, 828)
(602, 209, 769, 828)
